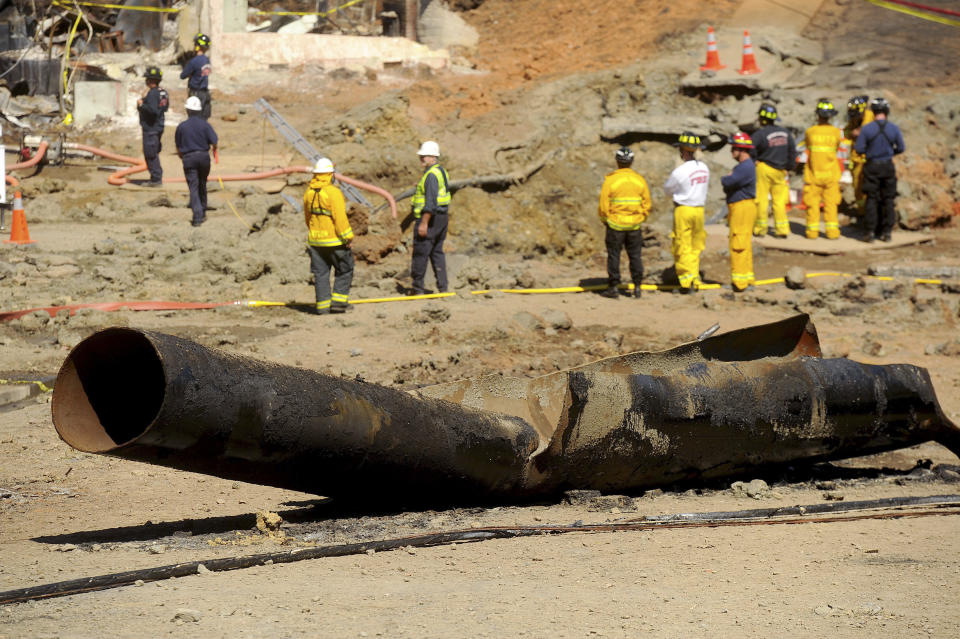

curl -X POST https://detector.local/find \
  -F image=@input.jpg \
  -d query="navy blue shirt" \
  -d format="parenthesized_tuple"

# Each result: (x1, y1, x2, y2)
(180, 53, 211, 90)
(754, 124, 796, 171)
(721, 158, 756, 204)
(175, 115, 218, 155)
(138, 86, 168, 134)
(854, 119, 904, 162)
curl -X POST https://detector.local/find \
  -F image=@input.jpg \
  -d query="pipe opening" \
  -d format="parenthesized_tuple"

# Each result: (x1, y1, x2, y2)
(53, 328, 166, 452)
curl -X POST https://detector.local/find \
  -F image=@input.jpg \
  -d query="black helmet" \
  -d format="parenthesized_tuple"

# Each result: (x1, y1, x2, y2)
(758, 103, 778, 123)
(677, 131, 703, 151)
(143, 66, 162, 81)
(870, 97, 890, 115)
(615, 146, 635, 164)
(816, 98, 838, 119)
(194, 33, 211, 48)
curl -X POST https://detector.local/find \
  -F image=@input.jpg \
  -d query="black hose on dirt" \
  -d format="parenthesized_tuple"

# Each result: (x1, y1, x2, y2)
(2, 494, 958, 606)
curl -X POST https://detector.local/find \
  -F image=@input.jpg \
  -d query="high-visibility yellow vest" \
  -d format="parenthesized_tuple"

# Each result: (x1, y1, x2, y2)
(411, 164, 451, 218)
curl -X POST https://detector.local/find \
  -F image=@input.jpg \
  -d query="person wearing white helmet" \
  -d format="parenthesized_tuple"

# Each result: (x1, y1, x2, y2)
(174, 96, 218, 226)
(597, 146, 651, 299)
(409, 140, 451, 295)
(302, 157, 354, 315)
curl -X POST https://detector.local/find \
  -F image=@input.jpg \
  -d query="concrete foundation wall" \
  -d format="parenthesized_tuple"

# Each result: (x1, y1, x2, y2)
(74, 81, 125, 126)
(219, 33, 448, 71)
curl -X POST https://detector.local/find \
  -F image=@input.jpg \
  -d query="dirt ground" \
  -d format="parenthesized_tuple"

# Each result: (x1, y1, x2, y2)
(2, 0, 960, 636)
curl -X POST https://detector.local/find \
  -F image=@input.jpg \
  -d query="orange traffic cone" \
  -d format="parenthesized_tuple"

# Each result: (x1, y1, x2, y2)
(700, 26, 726, 71)
(4, 191, 35, 245)
(737, 30, 761, 75)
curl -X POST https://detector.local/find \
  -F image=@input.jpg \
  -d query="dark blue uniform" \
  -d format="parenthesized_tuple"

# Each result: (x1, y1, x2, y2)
(854, 118, 905, 240)
(753, 124, 796, 170)
(137, 86, 168, 184)
(180, 53, 212, 120)
(174, 115, 218, 226)
(721, 157, 757, 204)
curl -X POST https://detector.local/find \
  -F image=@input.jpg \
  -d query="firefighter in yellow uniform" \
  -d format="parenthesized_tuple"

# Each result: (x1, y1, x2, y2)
(597, 146, 651, 298)
(802, 99, 844, 239)
(752, 103, 796, 238)
(663, 132, 710, 294)
(303, 157, 354, 315)
(722, 132, 757, 292)
(844, 95, 875, 213)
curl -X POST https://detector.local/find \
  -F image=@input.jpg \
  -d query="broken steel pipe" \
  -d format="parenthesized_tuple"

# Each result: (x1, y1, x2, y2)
(52, 328, 538, 501)
(51, 316, 960, 501)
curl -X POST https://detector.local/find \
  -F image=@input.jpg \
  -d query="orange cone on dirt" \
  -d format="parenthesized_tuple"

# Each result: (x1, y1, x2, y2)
(737, 30, 761, 75)
(4, 191, 34, 245)
(700, 26, 726, 71)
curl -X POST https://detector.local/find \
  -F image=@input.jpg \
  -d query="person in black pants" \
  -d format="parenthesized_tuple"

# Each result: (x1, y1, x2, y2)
(180, 33, 212, 120)
(174, 96, 218, 227)
(409, 141, 450, 295)
(854, 97, 905, 242)
(136, 66, 168, 186)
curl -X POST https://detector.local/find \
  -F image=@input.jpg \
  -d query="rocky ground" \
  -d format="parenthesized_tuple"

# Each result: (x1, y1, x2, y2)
(1, 0, 959, 636)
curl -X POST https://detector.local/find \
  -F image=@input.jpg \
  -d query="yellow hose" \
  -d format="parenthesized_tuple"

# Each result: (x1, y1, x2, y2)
(239, 270, 945, 308)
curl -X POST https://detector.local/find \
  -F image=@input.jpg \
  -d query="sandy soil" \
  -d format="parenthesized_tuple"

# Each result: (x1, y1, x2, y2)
(1, 0, 960, 636)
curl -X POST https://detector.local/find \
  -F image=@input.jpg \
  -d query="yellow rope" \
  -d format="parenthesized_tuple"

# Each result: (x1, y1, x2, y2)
(254, 0, 366, 18)
(53, 0, 180, 12)
(0, 379, 53, 393)
(215, 173, 299, 241)
(864, 0, 960, 28)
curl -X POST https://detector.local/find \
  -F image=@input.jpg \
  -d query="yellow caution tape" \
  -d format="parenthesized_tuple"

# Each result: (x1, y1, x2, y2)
(864, 0, 960, 27)
(53, 0, 181, 13)
(0, 379, 53, 393)
(255, 0, 366, 18)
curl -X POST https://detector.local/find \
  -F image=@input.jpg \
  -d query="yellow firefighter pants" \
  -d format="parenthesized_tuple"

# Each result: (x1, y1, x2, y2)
(754, 162, 790, 237)
(802, 176, 841, 239)
(671, 205, 705, 289)
(850, 153, 867, 212)
(728, 199, 756, 291)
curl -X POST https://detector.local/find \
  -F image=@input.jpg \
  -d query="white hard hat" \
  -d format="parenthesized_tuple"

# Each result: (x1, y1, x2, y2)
(417, 141, 440, 157)
(312, 157, 335, 173)
(184, 96, 202, 111)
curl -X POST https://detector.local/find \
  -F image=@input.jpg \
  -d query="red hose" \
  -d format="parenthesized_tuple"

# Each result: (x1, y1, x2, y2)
(0, 300, 239, 323)
(881, 0, 960, 17)
(7, 141, 48, 171)
(5, 175, 19, 187)
(336, 172, 398, 220)
(5, 140, 398, 221)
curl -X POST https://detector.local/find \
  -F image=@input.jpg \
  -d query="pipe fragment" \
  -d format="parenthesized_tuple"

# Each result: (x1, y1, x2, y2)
(51, 315, 960, 503)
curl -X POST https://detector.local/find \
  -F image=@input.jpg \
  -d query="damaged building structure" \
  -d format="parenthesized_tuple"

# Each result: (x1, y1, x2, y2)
(0, 0, 448, 126)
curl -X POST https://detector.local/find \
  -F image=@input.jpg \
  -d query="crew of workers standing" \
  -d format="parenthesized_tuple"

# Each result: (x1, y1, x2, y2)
(600, 94, 904, 296)
(134, 35, 905, 305)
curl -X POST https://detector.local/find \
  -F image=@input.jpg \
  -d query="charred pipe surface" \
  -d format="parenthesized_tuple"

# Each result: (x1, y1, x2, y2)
(51, 316, 959, 503)
(529, 357, 957, 492)
(52, 328, 538, 501)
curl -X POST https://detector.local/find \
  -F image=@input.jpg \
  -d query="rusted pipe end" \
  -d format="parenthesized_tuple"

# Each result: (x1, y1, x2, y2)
(52, 328, 165, 453)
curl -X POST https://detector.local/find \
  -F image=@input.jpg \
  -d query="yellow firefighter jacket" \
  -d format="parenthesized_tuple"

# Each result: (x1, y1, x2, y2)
(598, 168, 652, 231)
(803, 124, 844, 183)
(303, 174, 353, 248)
(844, 108, 875, 167)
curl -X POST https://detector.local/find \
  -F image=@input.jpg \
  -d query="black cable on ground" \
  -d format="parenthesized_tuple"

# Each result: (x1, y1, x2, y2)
(1, 494, 958, 606)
